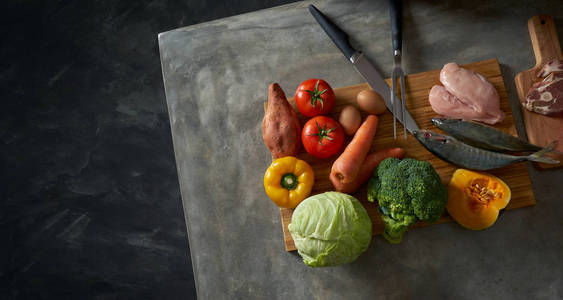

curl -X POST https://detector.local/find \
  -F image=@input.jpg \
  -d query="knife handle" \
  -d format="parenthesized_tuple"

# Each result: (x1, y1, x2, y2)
(308, 5, 356, 60)
(388, 0, 403, 52)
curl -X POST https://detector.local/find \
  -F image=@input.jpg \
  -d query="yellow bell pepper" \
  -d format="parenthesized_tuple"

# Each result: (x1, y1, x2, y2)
(264, 156, 314, 208)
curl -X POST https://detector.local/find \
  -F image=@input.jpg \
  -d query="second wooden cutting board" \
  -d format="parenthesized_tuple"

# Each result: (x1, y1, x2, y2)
(514, 15, 563, 168)
(268, 58, 536, 252)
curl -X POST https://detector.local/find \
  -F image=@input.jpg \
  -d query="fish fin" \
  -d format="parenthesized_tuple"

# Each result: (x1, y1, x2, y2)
(528, 141, 560, 164)
(545, 140, 563, 155)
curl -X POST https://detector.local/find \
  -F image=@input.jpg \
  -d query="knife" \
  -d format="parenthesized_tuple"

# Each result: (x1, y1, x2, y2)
(308, 4, 419, 134)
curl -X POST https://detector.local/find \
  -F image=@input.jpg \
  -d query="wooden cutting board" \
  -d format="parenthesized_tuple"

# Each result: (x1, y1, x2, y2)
(265, 58, 536, 252)
(514, 15, 563, 169)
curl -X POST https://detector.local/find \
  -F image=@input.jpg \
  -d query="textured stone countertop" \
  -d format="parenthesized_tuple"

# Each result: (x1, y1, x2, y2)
(159, 0, 563, 298)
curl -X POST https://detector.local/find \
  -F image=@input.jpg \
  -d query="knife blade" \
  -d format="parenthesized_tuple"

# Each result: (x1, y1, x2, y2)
(308, 4, 420, 134)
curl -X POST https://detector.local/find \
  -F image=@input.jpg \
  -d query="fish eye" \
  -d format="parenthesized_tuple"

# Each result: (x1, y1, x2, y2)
(441, 139, 447, 144)
(424, 132, 431, 138)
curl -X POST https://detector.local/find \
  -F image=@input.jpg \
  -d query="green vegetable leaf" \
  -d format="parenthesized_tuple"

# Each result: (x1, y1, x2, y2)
(288, 192, 372, 267)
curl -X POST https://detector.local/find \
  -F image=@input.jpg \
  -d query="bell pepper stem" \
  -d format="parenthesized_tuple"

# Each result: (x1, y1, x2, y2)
(281, 173, 298, 190)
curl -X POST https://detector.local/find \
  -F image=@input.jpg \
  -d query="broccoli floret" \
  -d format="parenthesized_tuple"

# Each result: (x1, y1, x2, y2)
(367, 158, 447, 244)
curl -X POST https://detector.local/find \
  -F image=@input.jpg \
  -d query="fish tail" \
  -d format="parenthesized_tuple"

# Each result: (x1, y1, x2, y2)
(528, 141, 560, 164)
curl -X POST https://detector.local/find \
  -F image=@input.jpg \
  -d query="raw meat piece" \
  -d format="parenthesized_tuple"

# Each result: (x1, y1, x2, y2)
(537, 59, 563, 77)
(524, 70, 563, 116)
(428, 63, 505, 124)
(429, 85, 503, 124)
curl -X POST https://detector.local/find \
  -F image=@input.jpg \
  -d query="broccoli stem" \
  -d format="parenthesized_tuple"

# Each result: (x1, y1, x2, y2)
(383, 226, 409, 244)
(381, 214, 417, 244)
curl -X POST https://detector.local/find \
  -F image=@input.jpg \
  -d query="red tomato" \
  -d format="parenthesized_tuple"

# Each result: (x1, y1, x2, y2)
(302, 116, 344, 159)
(295, 79, 335, 117)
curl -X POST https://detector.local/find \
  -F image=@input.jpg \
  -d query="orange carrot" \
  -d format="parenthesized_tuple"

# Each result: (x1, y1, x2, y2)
(330, 115, 379, 185)
(332, 148, 405, 193)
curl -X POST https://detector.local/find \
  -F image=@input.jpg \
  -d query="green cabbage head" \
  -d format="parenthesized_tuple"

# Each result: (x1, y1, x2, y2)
(288, 192, 372, 267)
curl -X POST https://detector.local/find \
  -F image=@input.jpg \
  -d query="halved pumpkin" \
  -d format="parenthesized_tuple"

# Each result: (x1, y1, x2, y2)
(447, 169, 511, 230)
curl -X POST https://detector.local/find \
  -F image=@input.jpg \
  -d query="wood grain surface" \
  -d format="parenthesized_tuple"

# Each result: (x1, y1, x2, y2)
(514, 15, 563, 169)
(265, 58, 536, 252)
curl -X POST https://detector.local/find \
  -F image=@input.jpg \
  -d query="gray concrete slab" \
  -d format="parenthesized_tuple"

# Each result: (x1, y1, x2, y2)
(159, 0, 563, 298)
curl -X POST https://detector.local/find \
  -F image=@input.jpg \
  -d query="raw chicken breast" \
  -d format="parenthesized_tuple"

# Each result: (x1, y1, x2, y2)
(429, 86, 503, 124)
(429, 62, 505, 124)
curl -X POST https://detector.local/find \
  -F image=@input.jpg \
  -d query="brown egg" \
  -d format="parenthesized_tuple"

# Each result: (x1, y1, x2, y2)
(338, 105, 362, 136)
(357, 89, 386, 114)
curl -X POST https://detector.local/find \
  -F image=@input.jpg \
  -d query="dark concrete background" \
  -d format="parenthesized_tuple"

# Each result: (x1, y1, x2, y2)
(1, 0, 296, 299)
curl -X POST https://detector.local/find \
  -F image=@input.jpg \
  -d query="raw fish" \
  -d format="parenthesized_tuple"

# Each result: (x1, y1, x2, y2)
(431, 118, 546, 152)
(413, 130, 558, 170)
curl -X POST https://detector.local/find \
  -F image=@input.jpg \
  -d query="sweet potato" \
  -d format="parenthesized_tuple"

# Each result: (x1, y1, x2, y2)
(262, 83, 301, 158)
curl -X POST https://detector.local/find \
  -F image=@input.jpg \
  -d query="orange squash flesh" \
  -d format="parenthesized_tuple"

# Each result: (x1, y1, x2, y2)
(447, 169, 511, 230)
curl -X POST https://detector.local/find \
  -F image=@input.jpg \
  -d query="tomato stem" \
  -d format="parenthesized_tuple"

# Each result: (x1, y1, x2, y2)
(305, 80, 328, 109)
(308, 120, 336, 145)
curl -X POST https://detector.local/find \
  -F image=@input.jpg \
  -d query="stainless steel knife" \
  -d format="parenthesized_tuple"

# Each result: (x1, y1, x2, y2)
(308, 4, 420, 134)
